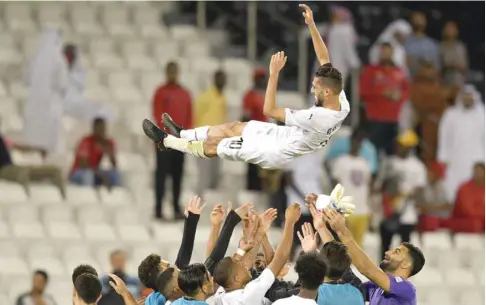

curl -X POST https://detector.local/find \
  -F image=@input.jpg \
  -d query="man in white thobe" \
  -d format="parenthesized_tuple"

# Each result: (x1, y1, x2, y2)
(24, 30, 68, 154)
(438, 84, 485, 202)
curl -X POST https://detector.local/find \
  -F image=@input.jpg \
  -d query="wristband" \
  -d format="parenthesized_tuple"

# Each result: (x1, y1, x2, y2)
(236, 248, 246, 256)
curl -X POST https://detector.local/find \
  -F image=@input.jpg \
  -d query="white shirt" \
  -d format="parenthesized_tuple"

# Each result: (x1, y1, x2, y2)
(332, 155, 371, 215)
(283, 91, 350, 157)
(272, 295, 318, 305)
(387, 155, 427, 224)
(213, 268, 275, 305)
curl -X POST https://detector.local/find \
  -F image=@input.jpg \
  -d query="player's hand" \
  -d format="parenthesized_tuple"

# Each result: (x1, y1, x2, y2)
(184, 196, 206, 216)
(239, 236, 254, 252)
(305, 193, 318, 207)
(258, 208, 278, 233)
(323, 209, 346, 233)
(269, 51, 287, 76)
(136, 296, 146, 305)
(308, 201, 326, 230)
(299, 4, 315, 25)
(243, 211, 259, 238)
(209, 204, 225, 226)
(234, 202, 253, 220)
(297, 222, 318, 253)
(108, 273, 129, 296)
(316, 184, 356, 217)
(285, 202, 302, 225)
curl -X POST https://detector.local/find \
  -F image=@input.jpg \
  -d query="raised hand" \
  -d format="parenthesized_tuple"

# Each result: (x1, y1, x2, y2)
(305, 193, 318, 207)
(323, 209, 346, 233)
(235, 202, 253, 220)
(108, 273, 128, 296)
(297, 222, 318, 253)
(285, 202, 302, 225)
(239, 236, 254, 252)
(299, 4, 315, 25)
(243, 211, 259, 238)
(184, 196, 206, 217)
(308, 201, 325, 230)
(269, 51, 287, 76)
(258, 208, 278, 233)
(209, 204, 225, 226)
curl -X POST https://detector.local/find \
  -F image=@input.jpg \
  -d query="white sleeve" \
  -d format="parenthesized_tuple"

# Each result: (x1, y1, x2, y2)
(285, 108, 320, 131)
(331, 157, 344, 180)
(241, 268, 275, 304)
(415, 161, 428, 188)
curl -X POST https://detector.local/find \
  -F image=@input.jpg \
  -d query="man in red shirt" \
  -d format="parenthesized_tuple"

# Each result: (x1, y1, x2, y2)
(447, 162, 485, 233)
(70, 118, 120, 188)
(360, 42, 410, 155)
(241, 68, 267, 191)
(152, 61, 192, 220)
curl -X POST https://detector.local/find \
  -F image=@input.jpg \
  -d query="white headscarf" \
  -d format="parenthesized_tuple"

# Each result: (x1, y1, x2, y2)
(454, 84, 484, 110)
(369, 20, 412, 67)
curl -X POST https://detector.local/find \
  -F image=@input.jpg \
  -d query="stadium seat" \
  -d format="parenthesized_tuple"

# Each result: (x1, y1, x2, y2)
(121, 40, 148, 57)
(99, 187, 131, 206)
(64, 259, 101, 277)
(182, 40, 211, 59)
(0, 241, 21, 258)
(42, 205, 74, 224)
(82, 223, 118, 242)
(0, 292, 8, 305)
(140, 24, 169, 39)
(0, 257, 30, 277)
(92, 53, 124, 70)
(170, 25, 199, 41)
(458, 289, 484, 304)
(46, 222, 82, 241)
(277, 91, 306, 109)
(8, 81, 29, 101)
(454, 233, 484, 251)
(61, 244, 93, 261)
(89, 39, 115, 55)
(28, 257, 66, 278)
(66, 185, 99, 205)
(8, 205, 39, 223)
(0, 49, 23, 66)
(222, 58, 253, 91)
(4, 3, 37, 34)
(423, 231, 453, 250)
(77, 206, 107, 224)
(126, 55, 157, 71)
(444, 268, 476, 287)
(37, 4, 66, 28)
(425, 289, 455, 305)
(0, 33, 16, 50)
(11, 222, 45, 240)
(0, 221, 11, 239)
(29, 184, 63, 205)
(152, 42, 180, 64)
(117, 224, 151, 243)
(151, 222, 183, 244)
(237, 190, 266, 208)
(70, 6, 104, 36)
(26, 244, 57, 260)
(410, 266, 443, 287)
(84, 85, 112, 103)
(133, 7, 160, 26)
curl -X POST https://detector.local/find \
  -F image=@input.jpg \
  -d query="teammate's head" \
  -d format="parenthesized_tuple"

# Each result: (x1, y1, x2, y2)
(312, 64, 343, 106)
(473, 162, 485, 184)
(213, 256, 252, 290)
(178, 263, 214, 299)
(253, 68, 267, 89)
(295, 252, 327, 290)
(32, 270, 49, 294)
(73, 273, 102, 305)
(254, 252, 267, 272)
(63, 43, 77, 68)
(410, 11, 427, 33)
(157, 267, 184, 301)
(92, 117, 106, 138)
(165, 61, 179, 84)
(443, 21, 458, 40)
(379, 42, 394, 65)
(72, 265, 98, 284)
(320, 241, 351, 280)
(380, 242, 425, 278)
(214, 70, 226, 91)
(460, 87, 476, 108)
(138, 254, 172, 291)
(110, 250, 126, 273)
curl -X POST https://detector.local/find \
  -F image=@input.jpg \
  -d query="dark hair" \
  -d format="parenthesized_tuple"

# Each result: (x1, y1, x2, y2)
(320, 241, 351, 279)
(474, 162, 485, 170)
(93, 117, 105, 126)
(380, 42, 393, 49)
(214, 70, 225, 78)
(138, 254, 162, 290)
(402, 242, 425, 277)
(213, 257, 235, 288)
(157, 267, 176, 297)
(166, 61, 178, 71)
(295, 252, 327, 290)
(34, 270, 49, 282)
(72, 265, 98, 284)
(351, 129, 366, 142)
(74, 273, 102, 304)
(178, 263, 209, 297)
(315, 64, 343, 94)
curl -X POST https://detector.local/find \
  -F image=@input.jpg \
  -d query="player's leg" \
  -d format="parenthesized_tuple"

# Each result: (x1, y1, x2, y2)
(162, 113, 246, 141)
(142, 119, 221, 158)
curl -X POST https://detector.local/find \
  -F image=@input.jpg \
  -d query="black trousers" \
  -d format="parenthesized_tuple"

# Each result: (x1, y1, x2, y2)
(367, 121, 399, 156)
(155, 148, 185, 218)
(246, 163, 262, 191)
(379, 221, 415, 259)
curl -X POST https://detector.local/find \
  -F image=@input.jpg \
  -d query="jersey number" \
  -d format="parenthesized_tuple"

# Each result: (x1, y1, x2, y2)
(228, 138, 243, 149)
(319, 136, 332, 147)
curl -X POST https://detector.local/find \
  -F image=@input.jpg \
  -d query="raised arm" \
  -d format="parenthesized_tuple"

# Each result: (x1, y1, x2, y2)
(262, 233, 275, 264)
(263, 51, 287, 122)
(300, 4, 330, 65)
(206, 204, 226, 258)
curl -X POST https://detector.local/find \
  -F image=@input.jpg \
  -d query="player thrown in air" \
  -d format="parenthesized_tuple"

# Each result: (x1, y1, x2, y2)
(142, 4, 349, 170)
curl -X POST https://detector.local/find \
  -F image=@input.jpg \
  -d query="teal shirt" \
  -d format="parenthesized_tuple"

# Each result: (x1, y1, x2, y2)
(318, 283, 364, 305)
(326, 136, 378, 174)
(171, 297, 209, 305)
(145, 292, 167, 305)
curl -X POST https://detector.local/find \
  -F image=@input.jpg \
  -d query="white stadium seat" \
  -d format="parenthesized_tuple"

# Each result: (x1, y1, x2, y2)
(29, 185, 63, 205)
(0, 221, 11, 239)
(89, 39, 115, 55)
(83, 223, 117, 242)
(4, 3, 37, 34)
(77, 206, 107, 224)
(0, 49, 23, 65)
(117, 224, 151, 242)
(410, 266, 443, 288)
(0, 33, 17, 49)
(444, 268, 476, 287)
(8, 205, 38, 223)
(422, 231, 453, 250)
(111, 86, 143, 104)
(92, 53, 124, 70)
(0, 257, 30, 276)
(42, 205, 74, 223)
(140, 24, 169, 39)
(122, 40, 148, 57)
(28, 257, 66, 278)
(85, 85, 112, 103)
(170, 25, 199, 41)
(62, 244, 93, 261)
(37, 4, 66, 28)
(66, 186, 99, 205)
(134, 7, 160, 25)
(99, 187, 131, 206)
(152, 42, 180, 64)
(70, 6, 104, 36)
(26, 244, 57, 259)
(11, 222, 45, 240)
(151, 223, 183, 244)
(126, 55, 157, 71)
(46, 222, 82, 241)
(8, 81, 29, 101)
(454, 233, 484, 251)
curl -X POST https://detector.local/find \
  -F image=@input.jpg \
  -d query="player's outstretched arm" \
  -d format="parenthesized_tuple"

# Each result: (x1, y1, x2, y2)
(263, 51, 287, 122)
(300, 4, 330, 65)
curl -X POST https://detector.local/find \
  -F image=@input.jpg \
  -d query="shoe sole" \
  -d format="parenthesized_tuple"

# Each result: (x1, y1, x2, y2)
(162, 113, 181, 137)
(142, 119, 166, 143)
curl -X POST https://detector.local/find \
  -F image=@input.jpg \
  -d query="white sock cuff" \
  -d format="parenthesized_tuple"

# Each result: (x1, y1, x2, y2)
(194, 126, 209, 141)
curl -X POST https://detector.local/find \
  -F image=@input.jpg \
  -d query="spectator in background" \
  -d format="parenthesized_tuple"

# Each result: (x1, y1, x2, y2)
(440, 21, 468, 86)
(242, 68, 267, 191)
(330, 133, 372, 247)
(416, 161, 451, 232)
(327, 5, 360, 83)
(410, 64, 447, 161)
(24, 29, 68, 155)
(380, 130, 426, 258)
(194, 70, 227, 194)
(438, 84, 485, 202)
(360, 42, 410, 156)
(152, 61, 192, 220)
(70, 117, 121, 188)
(326, 130, 378, 176)
(447, 163, 485, 233)
(285, 151, 324, 257)
(16, 270, 56, 305)
(100, 250, 141, 305)
(404, 11, 440, 76)
(0, 119, 65, 197)
(369, 19, 412, 69)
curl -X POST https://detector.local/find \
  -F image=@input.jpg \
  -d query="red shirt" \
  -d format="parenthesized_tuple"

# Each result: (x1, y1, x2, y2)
(242, 90, 267, 122)
(152, 83, 192, 128)
(71, 135, 116, 173)
(452, 180, 485, 219)
(359, 65, 410, 122)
